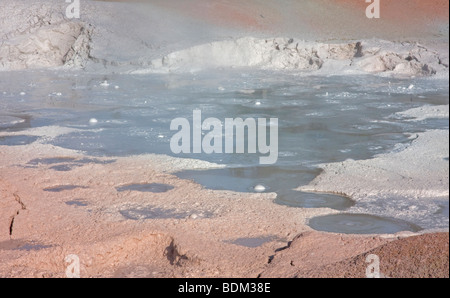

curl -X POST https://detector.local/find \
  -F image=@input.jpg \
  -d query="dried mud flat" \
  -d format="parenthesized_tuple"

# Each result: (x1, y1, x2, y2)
(0, 143, 448, 278)
(260, 231, 449, 278)
(298, 232, 449, 278)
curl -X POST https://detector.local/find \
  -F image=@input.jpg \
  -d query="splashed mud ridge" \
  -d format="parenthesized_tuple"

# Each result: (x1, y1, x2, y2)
(139, 38, 444, 76)
(1, 1, 448, 77)
(0, 2, 92, 70)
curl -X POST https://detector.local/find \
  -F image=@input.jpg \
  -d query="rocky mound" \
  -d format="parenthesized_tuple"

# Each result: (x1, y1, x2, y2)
(299, 232, 449, 278)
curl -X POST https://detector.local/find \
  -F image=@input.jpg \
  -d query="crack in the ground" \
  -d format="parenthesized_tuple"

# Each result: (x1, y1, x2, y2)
(9, 193, 26, 239)
(164, 239, 189, 266)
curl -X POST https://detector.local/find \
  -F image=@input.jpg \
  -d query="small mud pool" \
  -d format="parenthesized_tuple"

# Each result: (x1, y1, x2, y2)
(0, 240, 52, 251)
(27, 157, 116, 171)
(119, 206, 210, 220)
(116, 183, 174, 193)
(308, 213, 423, 235)
(175, 167, 354, 210)
(0, 135, 38, 146)
(226, 236, 282, 248)
(65, 199, 89, 207)
(43, 185, 88, 192)
(275, 191, 354, 210)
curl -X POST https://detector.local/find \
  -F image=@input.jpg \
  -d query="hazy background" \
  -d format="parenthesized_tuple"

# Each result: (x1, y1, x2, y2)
(95, 0, 449, 42)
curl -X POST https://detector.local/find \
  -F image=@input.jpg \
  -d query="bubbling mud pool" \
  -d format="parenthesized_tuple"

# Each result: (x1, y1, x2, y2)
(0, 69, 448, 234)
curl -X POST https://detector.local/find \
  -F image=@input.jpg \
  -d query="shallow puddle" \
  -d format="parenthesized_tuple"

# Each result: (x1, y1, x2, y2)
(0, 135, 38, 146)
(120, 206, 188, 220)
(0, 240, 52, 251)
(308, 213, 422, 234)
(226, 236, 281, 248)
(44, 185, 88, 192)
(176, 167, 353, 210)
(28, 157, 77, 165)
(27, 157, 116, 171)
(116, 183, 174, 193)
(50, 164, 76, 171)
(65, 199, 89, 207)
(175, 166, 321, 193)
(275, 191, 354, 210)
